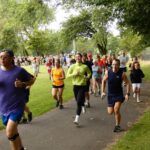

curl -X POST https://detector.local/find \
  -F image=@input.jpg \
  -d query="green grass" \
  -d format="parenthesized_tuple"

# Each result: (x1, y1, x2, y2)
(141, 62, 150, 81)
(110, 111, 150, 150)
(0, 65, 74, 129)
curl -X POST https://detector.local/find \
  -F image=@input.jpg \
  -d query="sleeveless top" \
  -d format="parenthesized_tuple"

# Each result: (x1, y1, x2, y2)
(108, 69, 123, 96)
(51, 67, 64, 86)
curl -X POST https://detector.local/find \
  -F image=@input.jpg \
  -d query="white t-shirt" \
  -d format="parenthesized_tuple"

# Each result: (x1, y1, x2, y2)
(118, 55, 129, 68)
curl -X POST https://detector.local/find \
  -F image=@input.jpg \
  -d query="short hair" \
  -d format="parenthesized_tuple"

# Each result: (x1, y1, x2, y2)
(2, 49, 14, 57)
(112, 59, 120, 65)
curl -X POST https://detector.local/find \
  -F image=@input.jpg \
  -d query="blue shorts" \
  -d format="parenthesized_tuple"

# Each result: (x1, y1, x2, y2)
(1, 109, 24, 126)
(107, 95, 125, 107)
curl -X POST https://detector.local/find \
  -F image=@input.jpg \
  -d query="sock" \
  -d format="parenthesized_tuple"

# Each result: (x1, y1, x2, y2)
(74, 115, 79, 122)
(137, 95, 140, 102)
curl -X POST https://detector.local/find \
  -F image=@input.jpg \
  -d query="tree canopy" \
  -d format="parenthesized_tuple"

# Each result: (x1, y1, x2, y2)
(0, 0, 54, 55)
(61, 7, 113, 55)
(61, 0, 150, 46)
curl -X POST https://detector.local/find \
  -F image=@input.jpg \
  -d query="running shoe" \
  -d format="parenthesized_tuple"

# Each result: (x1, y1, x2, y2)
(113, 125, 123, 132)
(28, 112, 32, 122)
(87, 102, 90, 108)
(56, 101, 59, 107)
(85, 102, 90, 108)
(20, 118, 28, 124)
(74, 115, 79, 125)
(82, 106, 86, 114)
(59, 105, 64, 109)
(101, 94, 106, 100)
(73, 120, 79, 125)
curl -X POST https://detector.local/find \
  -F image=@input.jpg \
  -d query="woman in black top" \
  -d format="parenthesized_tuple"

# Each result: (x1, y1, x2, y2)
(130, 62, 145, 102)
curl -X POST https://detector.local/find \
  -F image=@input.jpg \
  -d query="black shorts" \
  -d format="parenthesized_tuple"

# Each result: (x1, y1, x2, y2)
(107, 95, 125, 107)
(85, 80, 90, 92)
(120, 67, 127, 72)
(52, 84, 64, 88)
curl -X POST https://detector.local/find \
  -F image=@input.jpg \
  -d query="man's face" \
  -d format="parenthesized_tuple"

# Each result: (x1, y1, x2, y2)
(112, 60, 120, 70)
(0, 52, 13, 67)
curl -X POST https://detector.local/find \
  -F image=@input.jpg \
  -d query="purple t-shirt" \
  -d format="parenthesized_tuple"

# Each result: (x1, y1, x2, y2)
(0, 66, 31, 115)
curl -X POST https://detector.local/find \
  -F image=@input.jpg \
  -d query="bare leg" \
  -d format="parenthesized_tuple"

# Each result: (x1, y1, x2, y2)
(6, 119, 23, 150)
(114, 102, 122, 126)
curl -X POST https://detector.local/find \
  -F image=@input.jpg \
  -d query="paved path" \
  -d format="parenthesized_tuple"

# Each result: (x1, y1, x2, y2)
(0, 82, 150, 150)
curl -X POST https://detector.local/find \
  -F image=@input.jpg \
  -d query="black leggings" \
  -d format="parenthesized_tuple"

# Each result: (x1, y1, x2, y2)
(73, 85, 86, 115)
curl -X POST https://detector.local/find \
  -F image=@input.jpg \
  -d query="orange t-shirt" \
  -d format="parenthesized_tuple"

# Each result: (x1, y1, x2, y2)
(51, 67, 64, 86)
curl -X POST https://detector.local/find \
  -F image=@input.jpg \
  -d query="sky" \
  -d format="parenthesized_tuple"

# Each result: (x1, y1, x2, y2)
(48, 5, 120, 36)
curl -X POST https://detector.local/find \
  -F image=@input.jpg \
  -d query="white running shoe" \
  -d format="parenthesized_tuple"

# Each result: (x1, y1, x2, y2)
(74, 115, 79, 125)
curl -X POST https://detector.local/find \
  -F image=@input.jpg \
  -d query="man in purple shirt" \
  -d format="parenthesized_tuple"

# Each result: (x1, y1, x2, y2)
(0, 49, 35, 150)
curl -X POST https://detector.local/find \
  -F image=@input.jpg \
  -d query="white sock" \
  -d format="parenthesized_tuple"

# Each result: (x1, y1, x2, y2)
(82, 106, 86, 114)
(74, 115, 79, 122)
(133, 93, 136, 98)
(137, 95, 140, 102)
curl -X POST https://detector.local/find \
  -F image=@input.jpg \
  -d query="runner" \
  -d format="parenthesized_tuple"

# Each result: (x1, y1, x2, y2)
(130, 62, 145, 102)
(0, 49, 35, 150)
(118, 51, 129, 72)
(101, 59, 130, 132)
(82, 53, 93, 107)
(92, 59, 102, 96)
(51, 58, 65, 109)
(67, 53, 91, 125)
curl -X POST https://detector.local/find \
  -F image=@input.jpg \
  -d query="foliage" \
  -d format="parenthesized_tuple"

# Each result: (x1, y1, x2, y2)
(0, 0, 54, 54)
(119, 29, 143, 57)
(0, 26, 18, 50)
(61, 0, 150, 46)
(62, 8, 112, 55)
(107, 35, 120, 54)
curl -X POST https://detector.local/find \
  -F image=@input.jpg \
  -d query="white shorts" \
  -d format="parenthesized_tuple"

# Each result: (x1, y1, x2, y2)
(132, 83, 141, 90)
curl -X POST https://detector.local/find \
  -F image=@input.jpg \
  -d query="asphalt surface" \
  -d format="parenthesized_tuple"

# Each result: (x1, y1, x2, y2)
(0, 82, 150, 150)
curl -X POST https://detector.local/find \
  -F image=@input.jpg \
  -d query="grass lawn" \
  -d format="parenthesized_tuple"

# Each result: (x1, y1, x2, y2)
(110, 62, 150, 150)
(0, 65, 74, 129)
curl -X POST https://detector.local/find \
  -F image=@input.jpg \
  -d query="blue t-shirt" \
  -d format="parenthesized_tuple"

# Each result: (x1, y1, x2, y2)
(92, 65, 100, 79)
(0, 66, 31, 115)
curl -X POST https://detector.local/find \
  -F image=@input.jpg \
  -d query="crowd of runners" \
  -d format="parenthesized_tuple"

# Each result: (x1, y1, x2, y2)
(0, 49, 145, 150)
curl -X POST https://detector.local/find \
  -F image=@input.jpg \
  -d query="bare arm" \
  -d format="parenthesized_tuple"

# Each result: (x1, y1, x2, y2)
(122, 72, 131, 100)
(101, 70, 108, 95)
(15, 76, 35, 88)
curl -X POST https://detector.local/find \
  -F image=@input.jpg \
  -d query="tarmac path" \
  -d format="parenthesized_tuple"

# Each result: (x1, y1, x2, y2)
(0, 82, 150, 150)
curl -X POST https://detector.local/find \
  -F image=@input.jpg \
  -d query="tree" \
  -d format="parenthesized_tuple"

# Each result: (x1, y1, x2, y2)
(119, 29, 143, 57)
(107, 35, 120, 54)
(62, 8, 112, 55)
(0, 26, 18, 50)
(61, 0, 150, 45)
(0, 0, 54, 54)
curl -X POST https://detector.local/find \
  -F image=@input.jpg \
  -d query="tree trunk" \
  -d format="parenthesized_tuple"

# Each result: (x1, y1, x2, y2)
(97, 43, 107, 55)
